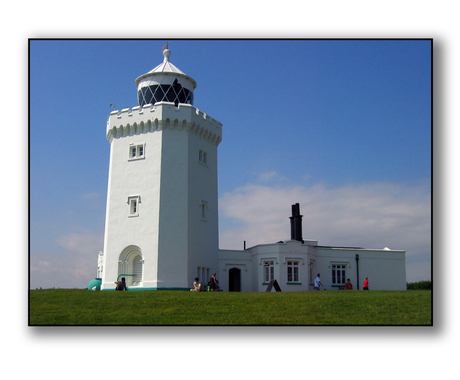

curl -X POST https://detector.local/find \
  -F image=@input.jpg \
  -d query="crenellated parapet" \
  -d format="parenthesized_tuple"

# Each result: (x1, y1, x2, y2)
(106, 102, 222, 146)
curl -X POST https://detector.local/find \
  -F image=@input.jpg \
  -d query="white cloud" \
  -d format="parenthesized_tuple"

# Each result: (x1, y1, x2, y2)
(219, 180, 431, 281)
(57, 230, 103, 256)
(257, 171, 288, 183)
(30, 230, 103, 289)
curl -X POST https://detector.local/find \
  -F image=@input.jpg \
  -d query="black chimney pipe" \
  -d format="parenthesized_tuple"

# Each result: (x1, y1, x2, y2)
(290, 205, 296, 240)
(289, 203, 303, 243)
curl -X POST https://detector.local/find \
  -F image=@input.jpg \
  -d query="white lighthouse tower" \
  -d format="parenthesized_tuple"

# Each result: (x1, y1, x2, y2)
(99, 47, 222, 290)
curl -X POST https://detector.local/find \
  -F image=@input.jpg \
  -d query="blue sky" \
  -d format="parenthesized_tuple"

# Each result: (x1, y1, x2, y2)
(29, 39, 432, 289)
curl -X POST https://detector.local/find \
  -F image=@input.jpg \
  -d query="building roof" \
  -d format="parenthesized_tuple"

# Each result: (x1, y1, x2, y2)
(134, 48, 197, 89)
(147, 48, 186, 75)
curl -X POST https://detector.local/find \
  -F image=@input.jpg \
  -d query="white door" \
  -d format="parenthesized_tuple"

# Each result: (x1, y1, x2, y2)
(133, 256, 143, 285)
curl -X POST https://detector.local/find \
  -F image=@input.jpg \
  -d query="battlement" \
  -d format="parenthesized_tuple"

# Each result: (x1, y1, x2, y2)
(106, 102, 222, 146)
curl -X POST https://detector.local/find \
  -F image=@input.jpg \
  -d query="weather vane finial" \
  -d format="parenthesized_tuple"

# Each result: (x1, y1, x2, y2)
(162, 41, 171, 52)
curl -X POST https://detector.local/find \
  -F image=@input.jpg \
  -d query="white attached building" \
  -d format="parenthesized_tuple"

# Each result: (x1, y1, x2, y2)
(94, 47, 406, 292)
(218, 204, 406, 292)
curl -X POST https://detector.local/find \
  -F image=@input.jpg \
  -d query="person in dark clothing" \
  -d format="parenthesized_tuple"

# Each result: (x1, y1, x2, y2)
(115, 277, 128, 291)
(209, 273, 219, 291)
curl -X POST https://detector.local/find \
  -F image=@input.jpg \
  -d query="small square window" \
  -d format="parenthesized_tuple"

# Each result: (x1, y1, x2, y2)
(129, 143, 146, 161)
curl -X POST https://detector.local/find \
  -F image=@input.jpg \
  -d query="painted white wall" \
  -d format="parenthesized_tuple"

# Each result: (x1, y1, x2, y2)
(218, 250, 253, 292)
(101, 102, 222, 290)
(218, 240, 406, 292)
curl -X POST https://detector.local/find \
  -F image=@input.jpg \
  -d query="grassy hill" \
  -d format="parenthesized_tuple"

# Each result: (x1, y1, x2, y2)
(29, 289, 432, 326)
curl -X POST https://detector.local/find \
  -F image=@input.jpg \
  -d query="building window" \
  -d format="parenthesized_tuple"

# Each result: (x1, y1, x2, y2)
(128, 143, 145, 161)
(264, 261, 274, 283)
(128, 196, 140, 217)
(332, 264, 346, 285)
(198, 150, 207, 165)
(200, 201, 207, 220)
(287, 261, 299, 282)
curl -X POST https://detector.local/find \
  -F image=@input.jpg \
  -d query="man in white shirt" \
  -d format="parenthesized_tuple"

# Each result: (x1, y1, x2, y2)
(314, 274, 324, 290)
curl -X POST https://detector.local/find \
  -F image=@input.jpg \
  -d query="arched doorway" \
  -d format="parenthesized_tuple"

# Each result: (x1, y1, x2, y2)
(229, 268, 241, 292)
(118, 245, 143, 287)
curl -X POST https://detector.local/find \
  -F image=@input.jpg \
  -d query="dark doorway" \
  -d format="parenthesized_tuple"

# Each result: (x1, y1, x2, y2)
(229, 268, 241, 292)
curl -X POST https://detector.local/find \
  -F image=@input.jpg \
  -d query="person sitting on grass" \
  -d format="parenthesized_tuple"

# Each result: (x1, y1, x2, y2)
(191, 277, 201, 292)
(114, 277, 128, 291)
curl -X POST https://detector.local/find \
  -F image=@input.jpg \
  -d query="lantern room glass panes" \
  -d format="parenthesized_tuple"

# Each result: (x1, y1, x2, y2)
(138, 78, 194, 107)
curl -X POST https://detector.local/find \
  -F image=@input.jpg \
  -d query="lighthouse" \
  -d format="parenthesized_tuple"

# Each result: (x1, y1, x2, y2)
(99, 47, 222, 290)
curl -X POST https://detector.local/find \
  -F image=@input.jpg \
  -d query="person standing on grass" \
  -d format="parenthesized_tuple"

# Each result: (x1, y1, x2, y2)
(114, 277, 128, 291)
(345, 279, 353, 290)
(209, 273, 219, 291)
(363, 277, 369, 290)
(314, 273, 324, 290)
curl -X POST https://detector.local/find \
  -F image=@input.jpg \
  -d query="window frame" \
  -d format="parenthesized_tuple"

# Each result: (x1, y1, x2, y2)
(287, 260, 300, 283)
(331, 263, 347, 286)
(263, 260, 275, 283)
(200, 200, 208, 221)
(128, 195, 140, 217)
(128, 142, 146, 161)
(198, 149, 208, 166)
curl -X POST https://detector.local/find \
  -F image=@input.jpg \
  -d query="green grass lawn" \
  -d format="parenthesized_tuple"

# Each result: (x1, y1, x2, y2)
(29, 289, 432, 326)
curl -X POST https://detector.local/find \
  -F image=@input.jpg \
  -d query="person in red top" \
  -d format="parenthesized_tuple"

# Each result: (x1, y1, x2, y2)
(363, 277, 369, 290)
(345, 279, 353, 290)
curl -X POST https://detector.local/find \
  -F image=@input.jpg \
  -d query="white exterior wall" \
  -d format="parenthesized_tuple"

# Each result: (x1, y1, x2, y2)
(313, 248, 406, 290)
(312, 248, 356, 290)
(101, 102, 221, 290)
(251, 241, 317, 292)
(186, 131, 220, 286)
(218, 240, 406, 292)
(218, 250, 253, 292)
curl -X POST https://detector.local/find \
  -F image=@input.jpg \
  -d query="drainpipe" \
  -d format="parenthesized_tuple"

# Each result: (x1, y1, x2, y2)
(355, 254, 360, 290)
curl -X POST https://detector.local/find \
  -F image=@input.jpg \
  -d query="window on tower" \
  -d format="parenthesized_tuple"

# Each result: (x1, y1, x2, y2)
(128, 143, 146, 161)
(128, 196, 140, 217)
(198, 150, 208, 165)
(200, 200, 207, 221)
